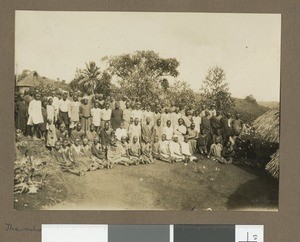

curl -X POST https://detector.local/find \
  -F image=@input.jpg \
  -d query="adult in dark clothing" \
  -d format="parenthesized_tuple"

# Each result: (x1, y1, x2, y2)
(100, 121, 113, 147)
(210, 111, 222, 135)
(220, 112, 232, 144)
(200, 110, 213, 146)
(16, 95, 28, 134)
(111, 102, 123, 131)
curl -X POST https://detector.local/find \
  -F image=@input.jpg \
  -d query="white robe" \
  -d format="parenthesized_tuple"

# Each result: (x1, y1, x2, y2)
(27, 99, 43, 125)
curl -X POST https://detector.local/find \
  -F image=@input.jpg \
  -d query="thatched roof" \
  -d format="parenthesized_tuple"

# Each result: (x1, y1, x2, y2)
(252, 106, 280, 143)
(16, 71, 57, 87)
(266, 149, 279, 179)
(16, 71, 42, 87)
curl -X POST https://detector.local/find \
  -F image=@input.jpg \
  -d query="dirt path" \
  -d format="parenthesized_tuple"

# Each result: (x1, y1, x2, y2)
(42, 158, 278, 211)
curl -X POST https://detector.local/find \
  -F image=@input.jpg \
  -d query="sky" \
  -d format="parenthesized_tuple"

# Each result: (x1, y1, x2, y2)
(15, 11, 281, 101)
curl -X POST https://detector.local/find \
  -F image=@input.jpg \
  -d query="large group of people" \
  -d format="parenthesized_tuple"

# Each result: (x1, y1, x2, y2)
(15, 89, 244, 176)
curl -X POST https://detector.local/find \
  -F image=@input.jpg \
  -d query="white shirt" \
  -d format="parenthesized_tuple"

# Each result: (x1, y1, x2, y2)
(163, 126, 174, 140)
(115, 128, 128, 141)
(91, 108, 102, 126)
(159, 140, 170, 155)
(193, 116, 202, 133)
(101, 108, 112, 121)
(59, 99, 70, 112)
(27, 99, 43, 124)
(161, 113, 172, 126)
(171, 112, 182, 127)
(131, 109, 144, 122)
(48, 96, 60, 110)
(181, 141, 191, 156)
(169, 141, 182, 156)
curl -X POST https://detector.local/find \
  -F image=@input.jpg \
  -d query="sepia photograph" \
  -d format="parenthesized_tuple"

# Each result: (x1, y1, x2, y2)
(14, 11, 281, 211)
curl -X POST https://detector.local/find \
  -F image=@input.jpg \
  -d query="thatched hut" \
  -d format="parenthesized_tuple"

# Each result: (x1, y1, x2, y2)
(252, 106, 280, 178)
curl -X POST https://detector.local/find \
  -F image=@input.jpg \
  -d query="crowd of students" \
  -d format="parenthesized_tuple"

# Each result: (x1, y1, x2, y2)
(15, 89, 244, 176)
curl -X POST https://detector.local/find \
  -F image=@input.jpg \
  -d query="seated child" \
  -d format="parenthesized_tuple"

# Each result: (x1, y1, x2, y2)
(81, 137, 102, 171)
(158, 134, 172, 163)
(141, 137, 154, 164)
(118, 136, 135, 166)
(70, 123, 85, 143)
(115, 122, 128, 141)
(196, 129, 208, 157)
(207, 138, 227, 164)
(56, 124, 68, 142)
(107, 137, 130, 165)
(222, 140, 235, 164)
(213, 129, 223, 145)
(128, 135, 142, 165)
(169, 135, 185, 163)
(181, 136, 198, 163)
(86, 124, 98, 144)
(91, 137, 112, 169)
(52, 140, 82, 176)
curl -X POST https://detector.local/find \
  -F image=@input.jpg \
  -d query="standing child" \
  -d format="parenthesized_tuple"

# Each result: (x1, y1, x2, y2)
(46, 119, 57, 149)
(91, 102, 101, 132)
(46, 98, 55, 126)
(80, 97, 92, 132)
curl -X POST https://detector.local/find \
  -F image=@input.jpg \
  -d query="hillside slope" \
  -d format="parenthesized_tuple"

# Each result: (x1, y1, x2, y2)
(257, 101, 279, 109)
(233, 98, 269, 123)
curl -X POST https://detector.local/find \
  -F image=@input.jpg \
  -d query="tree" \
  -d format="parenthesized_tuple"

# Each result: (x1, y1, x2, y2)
(166, 80, 197, 109)
(201, 66, 234, 111)
(245, 94, 257, 104)
(70, 62, 111, 96)
(104, 51, 179, 105)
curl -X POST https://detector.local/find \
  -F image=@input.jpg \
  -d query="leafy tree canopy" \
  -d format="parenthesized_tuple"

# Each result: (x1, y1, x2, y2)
(201, 66, 235, 112)
(104, 51, 179, 105)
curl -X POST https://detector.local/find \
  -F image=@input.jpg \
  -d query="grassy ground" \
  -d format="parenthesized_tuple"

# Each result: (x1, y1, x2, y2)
(14, 146, 278, 211)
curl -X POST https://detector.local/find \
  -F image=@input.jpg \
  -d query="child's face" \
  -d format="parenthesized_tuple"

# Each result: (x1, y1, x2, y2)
(133, 137, 138, 143)
(55, 142, 61, 150)
(167, 121, 171, 127)
(90, 125, 95, 132)
(154, 136, 159, 143)
(162, 135, 166, 141)
(74, 139, 80, 146)
(121, 137, 126, 144)
(48, 99, 53, 105)
(82, 139, 88, 145)
(93, 139, 99, 145)
(76, 124, 82, 131)
(60, 126, 65, 132)
(94, 103, 99, 109)
(62, 140, 68, 147)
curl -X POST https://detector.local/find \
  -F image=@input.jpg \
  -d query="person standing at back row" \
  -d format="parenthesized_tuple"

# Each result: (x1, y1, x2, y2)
(27, 93, 44, 140)
(111, 102, 123, 131)
(58, 92, 70, 129)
